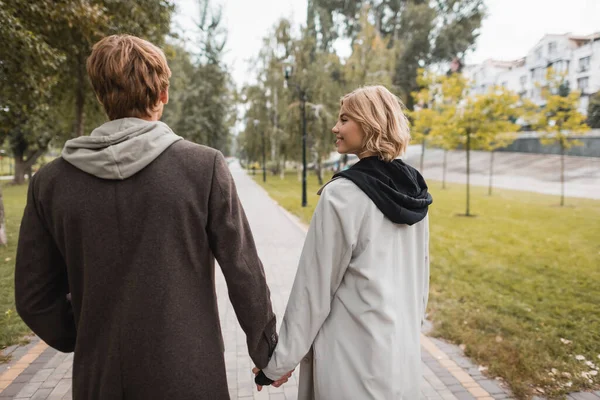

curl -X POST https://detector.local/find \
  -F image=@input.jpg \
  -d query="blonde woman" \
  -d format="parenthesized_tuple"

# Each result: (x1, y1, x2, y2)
(255, 86, 433, 399)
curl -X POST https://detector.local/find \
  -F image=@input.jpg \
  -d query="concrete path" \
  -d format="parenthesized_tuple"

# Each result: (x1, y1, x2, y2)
(402, 147, 600, 200)
(3, 162, 596, 399)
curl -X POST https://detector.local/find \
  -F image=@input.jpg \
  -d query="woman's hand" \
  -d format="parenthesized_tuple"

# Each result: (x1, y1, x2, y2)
(252, 367, 294, 391)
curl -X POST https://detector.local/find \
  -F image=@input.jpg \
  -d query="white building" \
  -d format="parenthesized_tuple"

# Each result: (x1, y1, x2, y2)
(464, 32, 600, 114)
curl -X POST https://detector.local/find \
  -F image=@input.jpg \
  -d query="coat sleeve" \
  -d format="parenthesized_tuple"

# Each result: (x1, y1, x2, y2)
(262, 180, 364, 380)
(421, 215, 430, 325)
(15, 177, 76, 352)
(206, 152, 277, 369)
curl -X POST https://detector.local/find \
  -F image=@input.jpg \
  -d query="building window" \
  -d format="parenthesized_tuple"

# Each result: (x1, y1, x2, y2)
(520, 76, 527, 86)
(578, 77, 589, 91)
(535, 47, 542, 60)
(554, 61, 562, 72)
(548, 42, 557, 56)
(531, 68, 544, 81)
(579, 56, 591, 72)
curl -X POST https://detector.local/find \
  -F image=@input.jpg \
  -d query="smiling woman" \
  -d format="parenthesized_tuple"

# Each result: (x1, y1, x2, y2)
(255, 84, 433, 400)
(254, 172, 600, 399)
(332, 86, 411, 162)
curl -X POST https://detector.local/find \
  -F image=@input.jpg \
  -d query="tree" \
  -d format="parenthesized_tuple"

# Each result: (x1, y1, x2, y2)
(472, 88, 521, 196)
(308, 0, 485, 108)
(0, 0, 175, 185)
(54, 0, 174, 139)
(240, 19, 345, 187)
(410, 69, 441, 173)
(344, 6, 396, 90)
(587, 91, 600, 129)
(534, 68, 589, 206)
(425, 72, 521, 216)
(0, 1, 76, 184)
(305, 46, 345, 185)
(460, 93, 520, 215)
(162, 0, 234, 154)
(0, 0, 70, 242)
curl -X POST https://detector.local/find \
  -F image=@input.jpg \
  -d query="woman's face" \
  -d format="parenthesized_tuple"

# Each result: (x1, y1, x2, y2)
(332, 109, 365, 156)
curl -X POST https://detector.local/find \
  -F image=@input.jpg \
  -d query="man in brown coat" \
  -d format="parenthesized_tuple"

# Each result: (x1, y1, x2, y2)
(14, 35, 280, 399)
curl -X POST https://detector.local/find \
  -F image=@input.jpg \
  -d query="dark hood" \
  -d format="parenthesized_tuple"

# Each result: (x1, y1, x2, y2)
(331, 156, 433, 225)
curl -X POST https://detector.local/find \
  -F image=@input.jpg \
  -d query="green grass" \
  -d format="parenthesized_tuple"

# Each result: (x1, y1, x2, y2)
(254, 171, 600, 399)
(0, 183, 31, 353)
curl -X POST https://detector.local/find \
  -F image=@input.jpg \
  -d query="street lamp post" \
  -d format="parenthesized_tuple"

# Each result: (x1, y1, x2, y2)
(283, 64, 308, 207)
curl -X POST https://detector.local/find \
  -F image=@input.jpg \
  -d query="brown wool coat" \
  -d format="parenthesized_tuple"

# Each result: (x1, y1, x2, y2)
(15, 140, 277, 399)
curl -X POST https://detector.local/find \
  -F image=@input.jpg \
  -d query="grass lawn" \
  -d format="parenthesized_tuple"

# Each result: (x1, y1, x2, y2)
(253, 171, 600, 399)
(0, 183, 31, 356)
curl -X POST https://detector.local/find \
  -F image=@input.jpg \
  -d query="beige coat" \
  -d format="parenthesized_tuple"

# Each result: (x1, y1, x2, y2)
(263, 178, 430, 399)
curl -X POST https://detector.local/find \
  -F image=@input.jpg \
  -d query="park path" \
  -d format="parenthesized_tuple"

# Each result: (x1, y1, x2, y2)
(402, 147, 600, 200)
(7, 161, 599, 399)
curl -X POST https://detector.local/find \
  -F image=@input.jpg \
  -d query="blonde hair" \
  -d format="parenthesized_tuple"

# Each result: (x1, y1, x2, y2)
(340, 86, 410, 161)
(87, 35, 171, 120)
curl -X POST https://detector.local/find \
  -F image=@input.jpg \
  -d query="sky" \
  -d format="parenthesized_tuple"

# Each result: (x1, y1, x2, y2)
(172, 0, 600, 87)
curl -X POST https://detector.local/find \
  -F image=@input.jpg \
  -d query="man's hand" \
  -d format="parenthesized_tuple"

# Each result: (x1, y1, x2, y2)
(252, 367, 294, 392)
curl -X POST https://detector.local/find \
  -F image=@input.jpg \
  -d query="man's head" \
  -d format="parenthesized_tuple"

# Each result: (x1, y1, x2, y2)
(87, 35, 171, 121)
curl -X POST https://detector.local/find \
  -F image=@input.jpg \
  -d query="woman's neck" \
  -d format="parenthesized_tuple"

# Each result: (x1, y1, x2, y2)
(356, 150, 377, 160)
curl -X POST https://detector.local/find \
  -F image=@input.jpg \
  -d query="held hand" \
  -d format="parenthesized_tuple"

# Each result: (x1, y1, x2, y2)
(252, 367, 294, 391)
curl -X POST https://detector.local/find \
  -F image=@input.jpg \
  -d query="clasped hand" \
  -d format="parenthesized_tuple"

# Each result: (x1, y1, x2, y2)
(252, 367, 294, 392)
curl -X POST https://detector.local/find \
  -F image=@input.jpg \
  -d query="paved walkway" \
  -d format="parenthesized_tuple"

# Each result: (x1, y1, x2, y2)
(1, 163, 595, 399)
(402, 147, 600, 200)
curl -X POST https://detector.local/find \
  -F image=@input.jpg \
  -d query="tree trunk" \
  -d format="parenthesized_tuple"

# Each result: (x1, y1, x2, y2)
(488, 151, 495, 196)
(442, 150, 448, 189)
(560, 143, 565, 207)
(13, 148, 46, 185)
(280, 156, 286, 180)
(272, 90, 279, 174)
(13, 153, 27, 185)
(0, 186, 7, 246)
(73, 53, 86, 138)
(315, 156, 323, 186)
(420, 138, 426, 172)
(466, 132, 471, 216)
(261, 130, 267, 183)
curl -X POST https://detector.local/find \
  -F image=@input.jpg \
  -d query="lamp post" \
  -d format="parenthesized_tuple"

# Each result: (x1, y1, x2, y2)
(283, 63, 308, 207)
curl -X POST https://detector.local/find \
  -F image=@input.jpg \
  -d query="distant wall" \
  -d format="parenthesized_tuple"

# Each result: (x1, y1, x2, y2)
(497, 130, 600, 158)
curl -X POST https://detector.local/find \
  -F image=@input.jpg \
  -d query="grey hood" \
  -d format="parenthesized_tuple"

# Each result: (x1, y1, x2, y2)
(62, 118, 183, 180)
